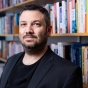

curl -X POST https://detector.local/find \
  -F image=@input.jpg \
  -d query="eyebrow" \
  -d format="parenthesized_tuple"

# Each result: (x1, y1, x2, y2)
(19, 20, 42, 23)
(19, 21, 26, 23)
(33, 20, 42, 22)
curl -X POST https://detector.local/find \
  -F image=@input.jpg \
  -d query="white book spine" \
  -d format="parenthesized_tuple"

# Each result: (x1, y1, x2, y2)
(50, 5, 56, 34)
(50, 44, 58, 55)
(78, 0, 85, 33)
(58, 42, 63, 57)
(56, 2, 60, 33)
(62, 1, 67, 33)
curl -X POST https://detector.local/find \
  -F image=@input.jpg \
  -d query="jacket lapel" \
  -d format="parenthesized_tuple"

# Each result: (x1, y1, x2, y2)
(0, 52, 24, 88)
(27, 48, 54, 88)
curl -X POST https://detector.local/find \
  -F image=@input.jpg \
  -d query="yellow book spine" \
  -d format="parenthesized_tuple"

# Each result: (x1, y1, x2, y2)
(76, 2, 78, 33)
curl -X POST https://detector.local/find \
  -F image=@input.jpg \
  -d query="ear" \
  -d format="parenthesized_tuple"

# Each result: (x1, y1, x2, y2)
(47, 26, 52, 36)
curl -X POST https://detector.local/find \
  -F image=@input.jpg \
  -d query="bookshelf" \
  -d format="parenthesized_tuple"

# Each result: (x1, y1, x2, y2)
(0, 58, 7, 63)
(0, 0, 35, 13)
(0, 34, 17, 37)
(0, 0, 56, 13)
(0, 0, 87, 87)
(1, 33, 87, 37)
(0, 0, 88, 36)
(0, 33, 87, 37)
(51, 33, 88, 36)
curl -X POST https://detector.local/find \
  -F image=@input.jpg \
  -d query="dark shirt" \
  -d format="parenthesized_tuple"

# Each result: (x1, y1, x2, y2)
(6, 55, 41, 88)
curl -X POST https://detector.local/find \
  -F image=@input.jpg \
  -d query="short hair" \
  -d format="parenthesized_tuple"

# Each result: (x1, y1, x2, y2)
(20, 4, 50, 27)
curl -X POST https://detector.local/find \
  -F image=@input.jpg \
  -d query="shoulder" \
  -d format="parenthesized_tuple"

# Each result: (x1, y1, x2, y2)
(5, 52, 24, 65)
(48, 51, 82, 84)
(8, 52, 24, 59)
(48, 47, 80, 70)
(52, 53, 82, 78)
(52, 52, 81, 72)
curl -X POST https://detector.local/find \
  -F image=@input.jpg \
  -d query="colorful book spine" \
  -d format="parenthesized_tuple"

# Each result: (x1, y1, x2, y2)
(86, 0, 88, 33)
(0, 0, 2, 9)
(67, 1, 72, 33)
(72, 0, 76, 33)
(76, 0, 78, 33)
(59, 4, 62, 33)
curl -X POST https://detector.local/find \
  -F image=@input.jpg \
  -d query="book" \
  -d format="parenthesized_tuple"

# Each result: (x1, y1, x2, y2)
(61, 0, 67, 33)
(56, 2, 60, 33)
(86, 0, 88, 33)
(82, 46, 88, 88)
(71, 43, 88, 66)
(77, 0, 85, 33)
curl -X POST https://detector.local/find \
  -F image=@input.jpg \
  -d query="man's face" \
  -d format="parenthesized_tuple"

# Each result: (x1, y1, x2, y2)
(19, 10, 51, 49)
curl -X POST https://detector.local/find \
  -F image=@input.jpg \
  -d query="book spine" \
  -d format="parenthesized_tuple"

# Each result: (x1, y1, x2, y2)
(77, 0, 85, 33)
(72, 0, 76, 33)
(67, 1, 72, 33)
(56, 2, 60, 33)
(54, 2, 57, 33)
(86, 0, 88, 33)
(50, 5, 56, 34)
(62, 0, 67, 33)
(59, 5, 62, 33)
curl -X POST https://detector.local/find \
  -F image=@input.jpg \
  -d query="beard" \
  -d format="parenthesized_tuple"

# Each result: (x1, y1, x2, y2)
(20, 33, 48, 54)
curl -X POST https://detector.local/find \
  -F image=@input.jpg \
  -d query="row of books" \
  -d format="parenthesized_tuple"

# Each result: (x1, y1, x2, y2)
(0, 13, 19, 34)
(50, 42, 88, 87)
(0, 0, 27, 9)
(44, 0, 88, 34)
(0, 0, 88, 34)
(0, 40, 24, 59)
(44, 1, 67, 34)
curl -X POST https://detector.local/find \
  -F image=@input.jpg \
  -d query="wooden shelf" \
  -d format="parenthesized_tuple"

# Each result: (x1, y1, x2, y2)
(50, 33, 88, 36)
(0, 0, 54, 13)
(0, 33, 88, 37)
(0, 0, 35, 13)
(0, 58, 7, 63)
(0, 34, 18, 37)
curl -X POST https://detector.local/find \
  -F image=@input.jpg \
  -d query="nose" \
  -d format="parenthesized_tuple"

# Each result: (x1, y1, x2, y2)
(26, 25, 34, 34)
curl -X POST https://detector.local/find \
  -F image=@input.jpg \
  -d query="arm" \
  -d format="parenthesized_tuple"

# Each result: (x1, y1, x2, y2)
(63, 67, 83, 88)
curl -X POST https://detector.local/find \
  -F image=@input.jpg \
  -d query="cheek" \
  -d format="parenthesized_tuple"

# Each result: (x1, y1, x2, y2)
(37, 31, 47, 40)
(19, 34, 22, 42)
(19, 32, 22, 37)
(19, 28, 24, 34)
(19, 30, 24, 41)
(19, 28, 26, 38)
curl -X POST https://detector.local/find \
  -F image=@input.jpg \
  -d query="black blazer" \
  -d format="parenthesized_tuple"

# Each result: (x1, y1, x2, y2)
(0, 47, 83, 88)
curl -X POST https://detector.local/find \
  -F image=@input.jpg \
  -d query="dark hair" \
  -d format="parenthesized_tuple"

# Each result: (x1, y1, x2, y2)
(20, 4, 50, 27)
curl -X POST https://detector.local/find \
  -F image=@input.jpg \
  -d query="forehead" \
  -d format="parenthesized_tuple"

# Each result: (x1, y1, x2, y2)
(19, 10, 45, 21)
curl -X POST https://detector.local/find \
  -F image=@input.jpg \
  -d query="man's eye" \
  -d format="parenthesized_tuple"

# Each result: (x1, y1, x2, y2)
(20, 23, 26, 26)
(33, 23, 41, 26)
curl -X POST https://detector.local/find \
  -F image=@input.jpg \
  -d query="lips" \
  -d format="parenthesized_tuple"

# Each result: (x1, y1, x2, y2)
(23, 34, 37, 38)
(24, 36, 34, 38)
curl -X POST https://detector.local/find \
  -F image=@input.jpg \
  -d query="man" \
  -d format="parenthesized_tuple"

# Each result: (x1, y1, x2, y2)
(0, 4, 83, 88)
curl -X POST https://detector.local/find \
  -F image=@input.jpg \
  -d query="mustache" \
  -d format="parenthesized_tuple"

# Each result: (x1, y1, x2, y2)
(23, 34, 37, 38)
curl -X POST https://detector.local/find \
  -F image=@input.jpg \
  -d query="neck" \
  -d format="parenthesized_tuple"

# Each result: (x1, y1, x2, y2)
(22, 45, 48, 65)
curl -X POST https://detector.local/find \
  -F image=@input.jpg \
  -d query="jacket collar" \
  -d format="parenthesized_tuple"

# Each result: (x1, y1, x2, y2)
(27, 47, 54, 88)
